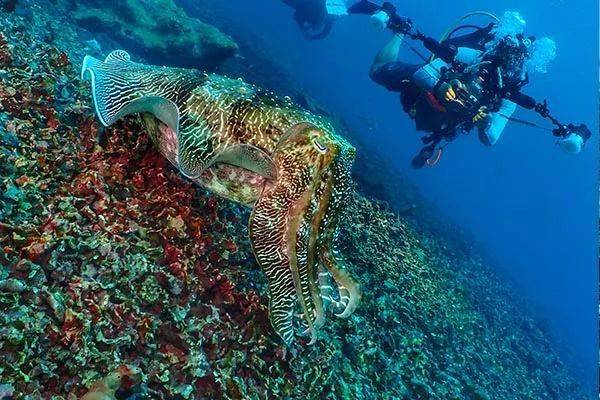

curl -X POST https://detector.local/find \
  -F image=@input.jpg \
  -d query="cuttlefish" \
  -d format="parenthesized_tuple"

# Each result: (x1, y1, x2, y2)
(81, 50, 361, 344)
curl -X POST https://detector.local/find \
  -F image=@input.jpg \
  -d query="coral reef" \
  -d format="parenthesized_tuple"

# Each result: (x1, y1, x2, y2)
(61, 0, 237, 70)
(0, 7, 590, 400)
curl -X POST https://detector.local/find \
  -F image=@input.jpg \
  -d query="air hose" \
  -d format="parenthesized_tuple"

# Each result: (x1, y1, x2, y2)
(429, 11, 499, 62)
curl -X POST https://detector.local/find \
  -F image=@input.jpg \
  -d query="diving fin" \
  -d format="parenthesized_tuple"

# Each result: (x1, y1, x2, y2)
(326, 0, 349, 16)
(347, 0, 381, 15)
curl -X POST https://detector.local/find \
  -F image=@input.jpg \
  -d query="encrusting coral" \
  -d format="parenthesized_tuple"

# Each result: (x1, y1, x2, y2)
(0, 7, 591, 400)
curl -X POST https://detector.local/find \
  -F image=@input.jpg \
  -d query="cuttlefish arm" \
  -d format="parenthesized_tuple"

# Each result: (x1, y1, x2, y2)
(249, 123, 359, 344)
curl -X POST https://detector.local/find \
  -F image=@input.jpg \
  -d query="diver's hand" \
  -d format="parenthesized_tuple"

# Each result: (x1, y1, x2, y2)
(438, 79, 464, 102)
(472, 106, 489, 124)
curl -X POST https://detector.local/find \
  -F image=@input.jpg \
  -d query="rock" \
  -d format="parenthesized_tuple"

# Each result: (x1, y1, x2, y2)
(81, 365, 141, 400)
(409, 377, 432, 399)
(471, 389, 491, 400)
(0, 383, 14, 398)
(0, 278, 26, 292)
(1, 0, 18, 13)
(66, 0, 237, 69)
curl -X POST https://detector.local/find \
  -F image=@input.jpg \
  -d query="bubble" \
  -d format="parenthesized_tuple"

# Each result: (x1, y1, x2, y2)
(526, 37, 557, 74)
(486, 11, 527, 52)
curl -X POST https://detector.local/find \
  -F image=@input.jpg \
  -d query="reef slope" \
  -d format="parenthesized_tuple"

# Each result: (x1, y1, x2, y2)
(0, 8, 589, 400)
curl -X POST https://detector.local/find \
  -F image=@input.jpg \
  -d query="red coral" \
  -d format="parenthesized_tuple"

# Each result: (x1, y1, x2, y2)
(83, 298, 102, 323)
(41, 216, 58, 233)
(207, 274, 235, 306)
(137, 316, 153, 343)
(168, 261, 187, 281)
(54, 51, 70, 68)
(194, 375, 222, 398)
(223, 239, 237, 253)
(23, 240, 47, 264)
(14, 175, 30, 186)
(159, 343, 187, 364)
(162, 241, 181, 264)
(61, 309, 84, 346)
(78, 117, 98, 150)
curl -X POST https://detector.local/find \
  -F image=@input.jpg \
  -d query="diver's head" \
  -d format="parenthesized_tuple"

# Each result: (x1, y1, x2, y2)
(484, 11, 556, 87)
(486, 33, 533, 83)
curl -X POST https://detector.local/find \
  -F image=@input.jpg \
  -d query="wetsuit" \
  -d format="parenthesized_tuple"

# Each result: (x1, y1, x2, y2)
(371, 26, 520, 145)
(283, 0, 334, 39)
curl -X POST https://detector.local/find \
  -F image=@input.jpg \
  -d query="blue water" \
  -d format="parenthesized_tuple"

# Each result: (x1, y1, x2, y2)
(187, 0, 598, 389)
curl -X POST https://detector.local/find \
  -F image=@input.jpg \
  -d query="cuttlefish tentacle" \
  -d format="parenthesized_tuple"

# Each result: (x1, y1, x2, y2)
(302, 169, 336, 330)
(315, 145, 361, 319)
(250, 123, 338, 344)
(321, 247, 361, 318)
(294, 203, 325, 339)
(317, 264, 341, 310)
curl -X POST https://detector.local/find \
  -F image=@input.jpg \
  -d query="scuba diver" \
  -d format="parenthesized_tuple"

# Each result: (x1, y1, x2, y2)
(349, 1, 591, 168)
(283, 0, 348, 39)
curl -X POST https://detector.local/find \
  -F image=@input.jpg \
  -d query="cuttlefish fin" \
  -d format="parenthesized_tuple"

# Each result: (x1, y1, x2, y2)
(215, 144, 276, 180)
(81, 52, 180, 134)
(104, 49, 131, 63)
(81, 50, 204, 135)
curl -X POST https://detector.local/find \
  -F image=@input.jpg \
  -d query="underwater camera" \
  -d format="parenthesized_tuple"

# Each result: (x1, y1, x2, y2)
(533, 100, 592, 153)
(554, 124, 592, 154)
(439, 71, 490, 118)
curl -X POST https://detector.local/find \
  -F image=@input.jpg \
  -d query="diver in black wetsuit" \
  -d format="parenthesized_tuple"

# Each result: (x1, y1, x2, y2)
(283, 0, 335, 39)
(349, 1, 591, 168)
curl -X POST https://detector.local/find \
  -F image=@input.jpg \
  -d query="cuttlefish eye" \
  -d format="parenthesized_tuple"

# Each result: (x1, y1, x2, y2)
(309, 131, 328, 154)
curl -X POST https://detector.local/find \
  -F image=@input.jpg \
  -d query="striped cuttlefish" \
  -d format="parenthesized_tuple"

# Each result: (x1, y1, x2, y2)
(82, 50, 361, 345)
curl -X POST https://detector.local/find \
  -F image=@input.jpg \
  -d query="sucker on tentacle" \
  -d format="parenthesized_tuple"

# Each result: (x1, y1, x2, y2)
(82, 50, 360, 345)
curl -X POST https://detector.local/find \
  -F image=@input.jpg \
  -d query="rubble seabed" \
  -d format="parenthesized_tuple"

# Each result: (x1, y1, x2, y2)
(0, 8, 589, 400)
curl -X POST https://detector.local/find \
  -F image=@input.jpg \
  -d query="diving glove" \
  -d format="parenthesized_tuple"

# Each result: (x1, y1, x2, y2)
(438, 79, 464, 102)
(472, 106, 489, 124)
